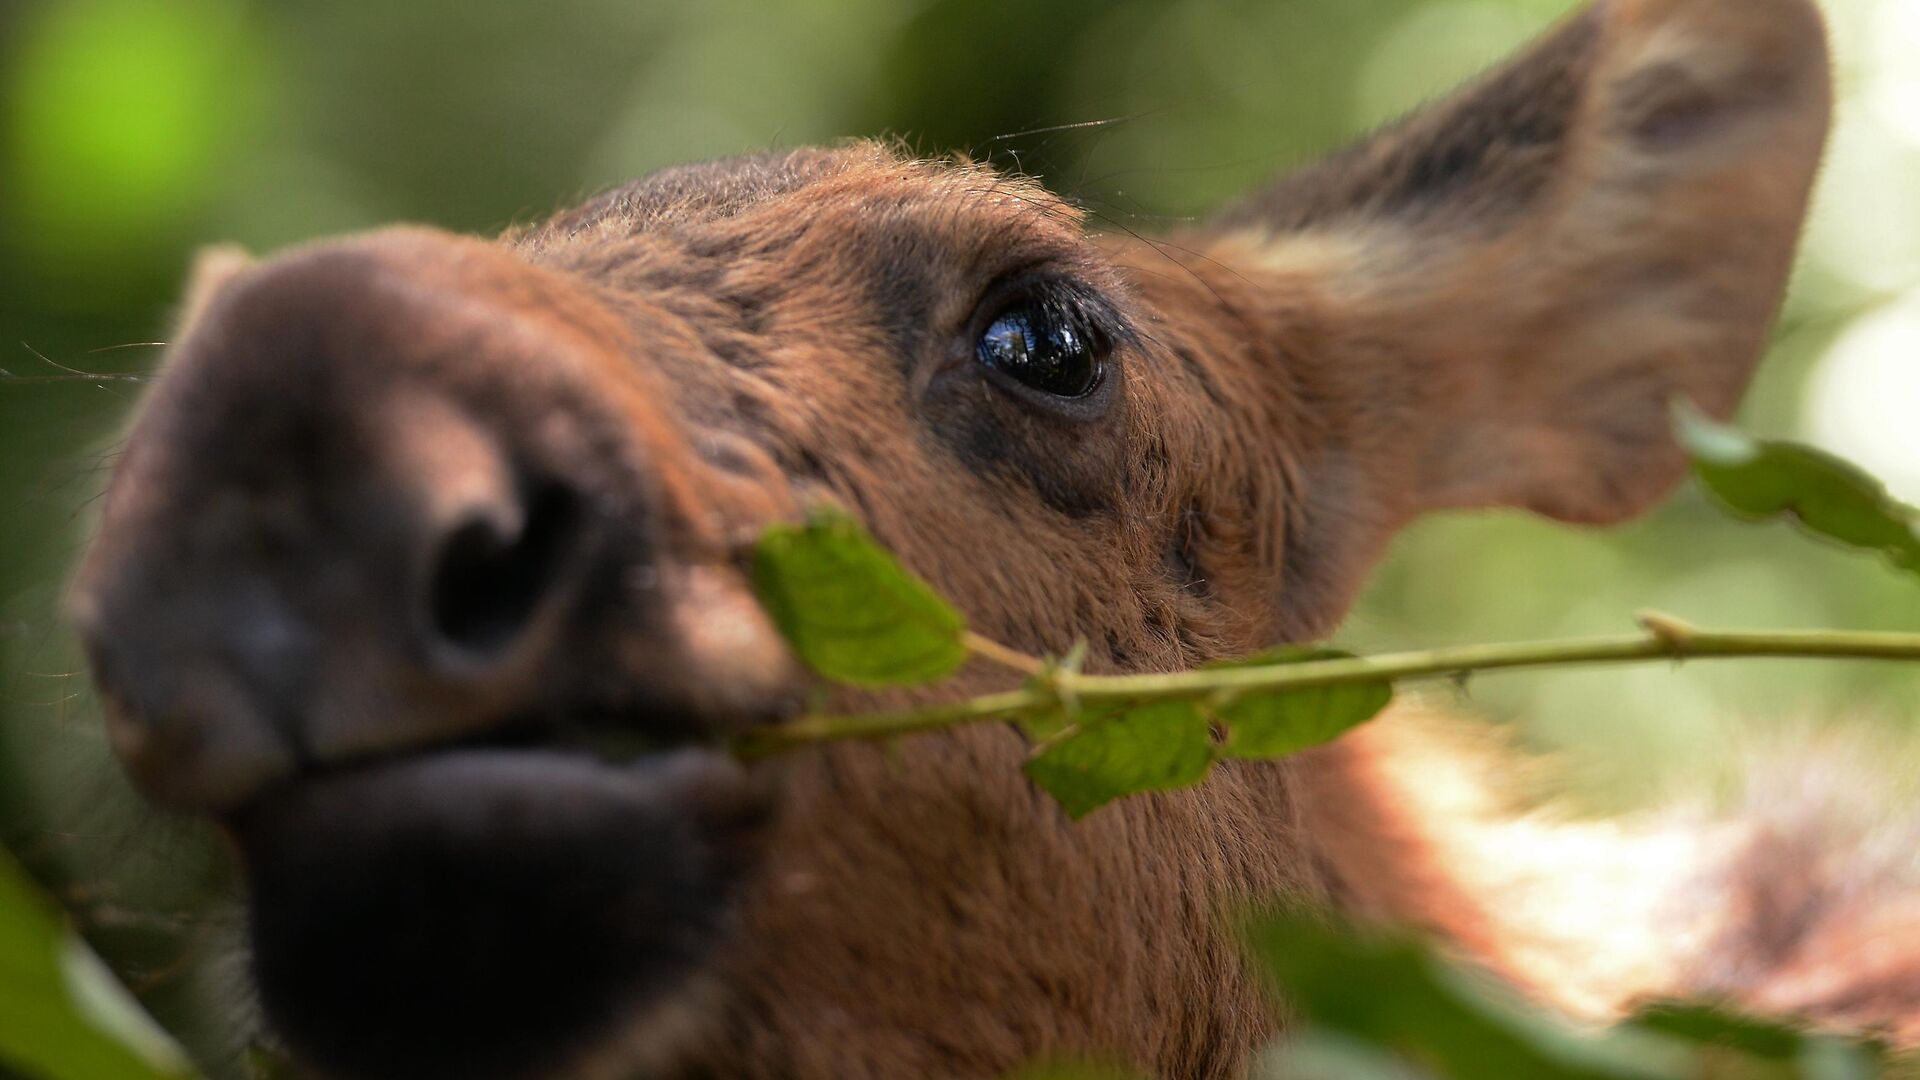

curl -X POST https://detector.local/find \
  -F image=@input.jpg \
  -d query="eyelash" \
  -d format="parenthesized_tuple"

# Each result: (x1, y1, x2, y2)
(970, 275, 1128, 351)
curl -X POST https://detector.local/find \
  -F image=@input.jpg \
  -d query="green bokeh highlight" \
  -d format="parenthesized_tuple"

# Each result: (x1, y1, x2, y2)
(6, 0, 258, 301)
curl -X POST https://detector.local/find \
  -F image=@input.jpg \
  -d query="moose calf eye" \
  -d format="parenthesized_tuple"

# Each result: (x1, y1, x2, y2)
(975, 300, 1106, 399)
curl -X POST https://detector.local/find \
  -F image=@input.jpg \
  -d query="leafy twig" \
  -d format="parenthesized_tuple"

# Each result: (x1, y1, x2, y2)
(732, 617, 1920, 760)
(742, 414, 1920, 816)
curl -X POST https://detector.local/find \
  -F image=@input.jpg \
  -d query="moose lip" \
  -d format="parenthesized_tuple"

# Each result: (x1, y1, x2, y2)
(216, 712, 725, 841)
(228, 732, 769, 1080)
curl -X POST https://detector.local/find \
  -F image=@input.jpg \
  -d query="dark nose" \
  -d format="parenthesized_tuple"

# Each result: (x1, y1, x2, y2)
(73, 383, 594, 811)
(370, 389, 589, 679)
(71, 237, 805, 817)
(424, 478, 580, 665)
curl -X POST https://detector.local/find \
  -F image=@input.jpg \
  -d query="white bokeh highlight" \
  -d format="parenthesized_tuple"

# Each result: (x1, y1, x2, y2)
(1799, 0, 1920, 501)
(1803, 289, 1920, 503)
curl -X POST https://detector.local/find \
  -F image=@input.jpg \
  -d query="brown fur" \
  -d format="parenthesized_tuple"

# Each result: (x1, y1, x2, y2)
(67, 0, 1904, 1077)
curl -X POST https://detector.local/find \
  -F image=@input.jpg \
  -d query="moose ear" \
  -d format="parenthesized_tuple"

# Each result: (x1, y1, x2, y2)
(1207, 0, 1831, 524)
(175, 244, 255, 339)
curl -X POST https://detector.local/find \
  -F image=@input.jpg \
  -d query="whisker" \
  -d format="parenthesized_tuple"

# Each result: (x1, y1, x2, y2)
(21, 340, 102, 377)
(0, 372, 155, 385)
(984, 110, 1164, 145)
(87, 341, 168, 354)
(14, 342, 148, 393)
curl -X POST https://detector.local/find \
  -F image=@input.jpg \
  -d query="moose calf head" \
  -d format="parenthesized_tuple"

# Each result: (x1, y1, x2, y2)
(69, 0, 1830, 1076)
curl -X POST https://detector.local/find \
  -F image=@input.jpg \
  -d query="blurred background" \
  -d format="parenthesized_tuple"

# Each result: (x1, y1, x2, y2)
(2, 0, 1917, 1073)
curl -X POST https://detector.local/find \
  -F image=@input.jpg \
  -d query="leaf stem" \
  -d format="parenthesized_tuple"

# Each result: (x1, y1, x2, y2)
(962, 631, 1049, 677)
(731, 617, 1920, 760)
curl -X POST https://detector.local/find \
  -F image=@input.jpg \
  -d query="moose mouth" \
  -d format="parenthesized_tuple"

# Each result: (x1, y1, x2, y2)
(228, 721, 771, 1080)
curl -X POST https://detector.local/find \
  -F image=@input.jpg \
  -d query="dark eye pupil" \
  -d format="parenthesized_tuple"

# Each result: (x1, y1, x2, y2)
(976, 302, 1103, 398)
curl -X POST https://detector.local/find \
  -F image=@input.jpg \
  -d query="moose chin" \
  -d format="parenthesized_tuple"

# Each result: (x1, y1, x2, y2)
(236, 749, 764, 1079)
(68, 0, 1918, 1077)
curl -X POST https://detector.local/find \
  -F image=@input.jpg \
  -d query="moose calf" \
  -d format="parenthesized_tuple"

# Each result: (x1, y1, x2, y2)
(71, 0, 1910, 1076)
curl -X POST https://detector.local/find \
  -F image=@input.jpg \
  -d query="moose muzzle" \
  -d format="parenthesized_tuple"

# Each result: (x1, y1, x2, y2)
(67, 230, 796, 1079)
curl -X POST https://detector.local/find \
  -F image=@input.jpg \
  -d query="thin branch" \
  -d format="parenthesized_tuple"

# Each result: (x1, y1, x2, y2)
(731, 615, 1920, 759)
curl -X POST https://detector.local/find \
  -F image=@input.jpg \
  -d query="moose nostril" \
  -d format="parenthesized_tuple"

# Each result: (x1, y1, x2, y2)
(426, 482, 581, 661)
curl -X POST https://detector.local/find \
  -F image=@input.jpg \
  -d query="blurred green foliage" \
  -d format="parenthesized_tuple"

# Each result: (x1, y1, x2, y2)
(2, 0, 1917, 1075)
(1245, 909, 1895, 1080)
(0, 847, 194, 1080)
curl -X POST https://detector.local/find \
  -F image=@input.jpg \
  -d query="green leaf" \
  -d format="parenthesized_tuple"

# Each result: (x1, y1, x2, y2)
(1021, 648, 1392, 817)
(1016, 708, 1074, 744)
(1675, 403, 1920, 577)
(0, 847, 197, 1080)
(1629, 1002, 1885, 1073)
(1212, 648, 1393, 760)
(1262, 1031, 1433, 1080)
(1245, 909, 1680, 1080)
(1247, 910, 1899, 1080)
(1629, 1003, 1803, 1062)
(752, 509, 968, 687)
(1023, 701, 1216, 819)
